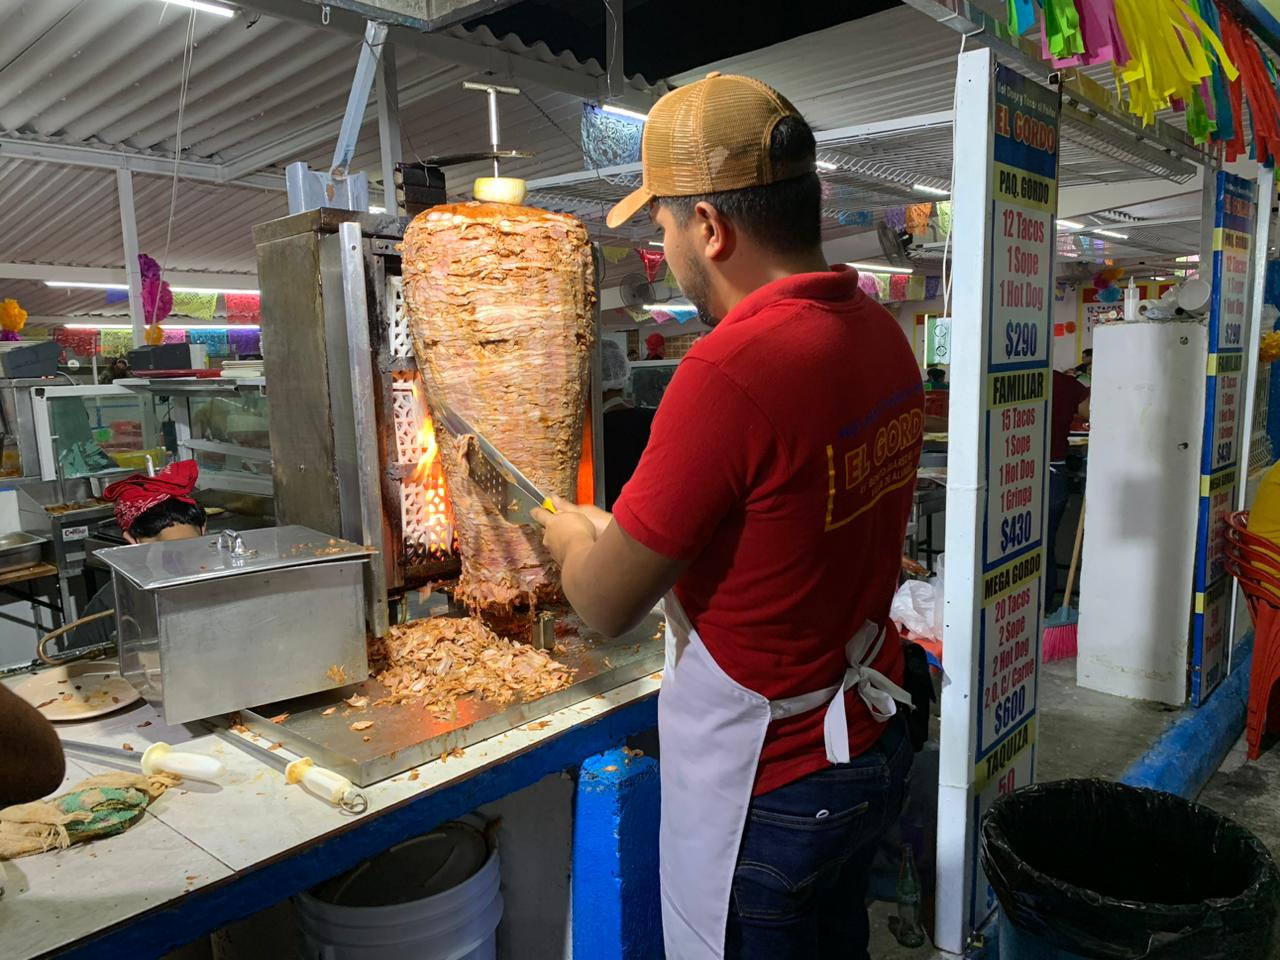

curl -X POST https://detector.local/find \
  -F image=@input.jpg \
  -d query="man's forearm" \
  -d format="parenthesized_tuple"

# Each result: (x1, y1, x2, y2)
(560, 534, 629, 636)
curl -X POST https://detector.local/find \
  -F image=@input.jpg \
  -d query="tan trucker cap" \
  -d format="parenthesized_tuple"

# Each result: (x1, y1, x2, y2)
(605, 73, 812, 229)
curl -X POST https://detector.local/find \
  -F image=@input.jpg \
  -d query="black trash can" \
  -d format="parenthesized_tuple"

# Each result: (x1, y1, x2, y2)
(981, 779, 1280, 959)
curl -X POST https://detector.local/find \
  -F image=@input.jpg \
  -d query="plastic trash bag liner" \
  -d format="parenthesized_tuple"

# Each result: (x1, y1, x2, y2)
(981, 779, 1280, 959)
(891, 556, 944, 644)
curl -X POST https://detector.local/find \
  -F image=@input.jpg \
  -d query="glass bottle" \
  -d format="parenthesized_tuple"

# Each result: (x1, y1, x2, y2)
(894, 842, 927, 947)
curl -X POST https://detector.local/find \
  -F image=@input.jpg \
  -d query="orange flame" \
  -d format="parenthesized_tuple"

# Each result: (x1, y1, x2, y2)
(407, 410, 455, 559)
(410, 412, 439, 484)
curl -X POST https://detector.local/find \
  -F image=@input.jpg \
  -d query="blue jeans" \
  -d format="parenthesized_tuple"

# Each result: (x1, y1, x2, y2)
(725, 714, 913, 960)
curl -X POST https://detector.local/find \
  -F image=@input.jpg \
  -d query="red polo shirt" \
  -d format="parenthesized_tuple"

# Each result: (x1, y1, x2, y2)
(614, 268, 924, 795)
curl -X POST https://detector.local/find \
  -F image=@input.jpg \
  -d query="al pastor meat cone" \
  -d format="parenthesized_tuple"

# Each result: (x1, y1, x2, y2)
(401, 201, 595, 628)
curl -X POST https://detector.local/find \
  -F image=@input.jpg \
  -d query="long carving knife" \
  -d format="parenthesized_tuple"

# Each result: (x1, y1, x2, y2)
(433, 400, 556, 525)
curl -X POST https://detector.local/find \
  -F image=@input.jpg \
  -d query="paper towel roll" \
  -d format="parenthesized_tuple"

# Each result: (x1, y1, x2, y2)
(1177, 278, 1212, 315)
(1137, 298, 1160, 318)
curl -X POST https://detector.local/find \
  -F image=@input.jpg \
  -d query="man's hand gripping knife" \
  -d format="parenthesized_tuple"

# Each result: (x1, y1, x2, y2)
(532, 497, 684, 639)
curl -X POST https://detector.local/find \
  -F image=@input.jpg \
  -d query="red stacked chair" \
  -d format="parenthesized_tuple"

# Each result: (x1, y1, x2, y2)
(1223, 511, 1280, 759)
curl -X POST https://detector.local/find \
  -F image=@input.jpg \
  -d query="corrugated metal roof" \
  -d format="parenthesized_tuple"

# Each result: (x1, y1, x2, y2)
(0, 0, 622, 322)
(0, 1, 1220, 324)
(672, 6, 962, 128)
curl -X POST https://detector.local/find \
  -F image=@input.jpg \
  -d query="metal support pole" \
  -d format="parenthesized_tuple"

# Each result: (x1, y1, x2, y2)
(605, 0, 624, 101)
(331, 20, 388, 180)
(115, 169, 144, 349)
(462, 81, 520, 180)
(1231, 164, 1276, 677)
(375, 40, 403, 214)
(486, 87, 500, 177)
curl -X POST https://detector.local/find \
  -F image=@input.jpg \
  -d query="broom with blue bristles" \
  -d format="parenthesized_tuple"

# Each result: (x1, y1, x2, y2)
(1043, 503, 1085, 662)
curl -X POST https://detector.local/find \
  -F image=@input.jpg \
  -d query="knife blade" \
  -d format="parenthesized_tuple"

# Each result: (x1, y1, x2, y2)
(433, 401, 556, 525)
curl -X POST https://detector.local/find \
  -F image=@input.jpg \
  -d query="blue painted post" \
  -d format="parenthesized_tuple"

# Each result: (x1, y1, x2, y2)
(572, 747, 662, 960)
(1121, 636, 1253, 799)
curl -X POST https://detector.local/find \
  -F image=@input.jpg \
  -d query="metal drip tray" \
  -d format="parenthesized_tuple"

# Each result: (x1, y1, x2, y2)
(228, 609, 664, 786)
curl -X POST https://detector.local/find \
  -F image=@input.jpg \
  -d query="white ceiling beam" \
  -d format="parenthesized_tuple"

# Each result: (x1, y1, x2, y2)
(0, 263, 258, 289)
(0, 135, 386, 204)
(0, 136, 285, 191)
(116, 170, 145, 348)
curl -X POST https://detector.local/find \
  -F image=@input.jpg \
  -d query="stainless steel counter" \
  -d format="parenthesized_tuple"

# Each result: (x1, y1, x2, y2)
(228, 608, 665, 786)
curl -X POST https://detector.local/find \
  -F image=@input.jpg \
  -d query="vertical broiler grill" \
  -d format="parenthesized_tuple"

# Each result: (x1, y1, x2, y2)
(254, 210, 461, 637)
(245, 210, 663, 786)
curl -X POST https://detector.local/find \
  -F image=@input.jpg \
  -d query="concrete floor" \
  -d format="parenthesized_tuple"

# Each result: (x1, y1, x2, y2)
(1199, 735, 1280, 860)
(865, 657, 1181, 959)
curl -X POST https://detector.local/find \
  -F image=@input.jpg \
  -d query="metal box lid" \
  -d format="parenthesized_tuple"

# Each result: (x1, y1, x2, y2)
(98, 525, 371, 591)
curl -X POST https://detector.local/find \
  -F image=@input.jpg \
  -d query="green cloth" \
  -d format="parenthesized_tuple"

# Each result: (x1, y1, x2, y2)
(54, 783, 149, 842)
(0, 771, 172, 859)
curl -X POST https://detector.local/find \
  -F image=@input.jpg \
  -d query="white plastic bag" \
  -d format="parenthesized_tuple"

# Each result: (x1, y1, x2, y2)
(891, 556, 945, 643)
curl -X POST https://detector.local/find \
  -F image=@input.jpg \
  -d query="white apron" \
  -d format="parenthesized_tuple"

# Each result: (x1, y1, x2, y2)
(657, 591, 913, 960)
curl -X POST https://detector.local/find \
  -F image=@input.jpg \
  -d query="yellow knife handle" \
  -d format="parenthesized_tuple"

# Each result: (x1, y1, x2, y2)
(541, 498, 556, 514)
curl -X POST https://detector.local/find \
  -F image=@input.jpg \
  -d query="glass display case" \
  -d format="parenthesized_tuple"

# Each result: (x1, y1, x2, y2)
(31, 381, 273, 498)
(177, 390, 272, 495)
(630, 360, 679, 409)
(32, 385, 164, 483)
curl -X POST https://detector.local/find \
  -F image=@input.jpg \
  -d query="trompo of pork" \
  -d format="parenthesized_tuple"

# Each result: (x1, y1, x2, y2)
(400, 201, 595, 628)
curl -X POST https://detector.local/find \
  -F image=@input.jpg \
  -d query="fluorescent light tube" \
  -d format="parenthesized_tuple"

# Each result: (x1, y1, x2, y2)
(45, 281, 258, 295)
(155, 0, 236, 17)
(65, 323, 261, 331)
(600, 103, 648, 122)
(845, 262, 914, 275)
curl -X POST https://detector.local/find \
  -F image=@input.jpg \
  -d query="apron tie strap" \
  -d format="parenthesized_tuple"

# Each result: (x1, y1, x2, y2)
(768, 621, 915, 764)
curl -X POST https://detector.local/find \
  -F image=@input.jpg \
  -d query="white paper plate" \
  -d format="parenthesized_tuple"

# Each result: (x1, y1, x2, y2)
(13, 660, 141, 721)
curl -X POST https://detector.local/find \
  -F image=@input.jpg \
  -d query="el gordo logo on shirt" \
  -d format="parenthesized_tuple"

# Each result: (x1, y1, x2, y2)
(825, 384, 923, 532)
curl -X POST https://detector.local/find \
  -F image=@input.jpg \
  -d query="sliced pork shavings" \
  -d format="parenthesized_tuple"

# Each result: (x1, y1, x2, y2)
(369, 616, 574, 711)
(399, 202, 595, 625)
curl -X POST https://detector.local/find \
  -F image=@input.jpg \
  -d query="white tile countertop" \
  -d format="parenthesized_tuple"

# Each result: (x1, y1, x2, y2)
(0, 670, 662, 958)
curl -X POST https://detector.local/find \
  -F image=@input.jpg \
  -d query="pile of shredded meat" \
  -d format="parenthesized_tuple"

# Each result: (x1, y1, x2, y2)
(369, 616, 574, 711)
(399, 202, 595, 627)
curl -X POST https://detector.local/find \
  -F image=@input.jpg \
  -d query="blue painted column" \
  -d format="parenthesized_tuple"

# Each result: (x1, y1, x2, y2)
(572, 747, 662, 960)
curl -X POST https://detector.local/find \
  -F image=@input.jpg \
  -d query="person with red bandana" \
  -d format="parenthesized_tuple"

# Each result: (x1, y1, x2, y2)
(68, 460, 207, 653)
(645, 332, 666, 360)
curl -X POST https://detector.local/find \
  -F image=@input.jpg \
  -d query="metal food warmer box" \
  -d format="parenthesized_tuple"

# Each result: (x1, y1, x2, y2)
(246, 209, 663, 785)
(98, 526, 372, 725)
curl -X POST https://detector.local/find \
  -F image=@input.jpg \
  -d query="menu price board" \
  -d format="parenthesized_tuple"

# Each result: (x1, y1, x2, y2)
(977, 552, 1042, 755)
(1191, 171, 1255, 706)
(985, 372, 1047, 568)
(966, 63, 1058, 933)
(970, 719, 1037, 922)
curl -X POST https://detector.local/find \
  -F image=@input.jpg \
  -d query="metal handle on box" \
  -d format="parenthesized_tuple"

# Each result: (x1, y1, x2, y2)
(218, 529, 256, 560)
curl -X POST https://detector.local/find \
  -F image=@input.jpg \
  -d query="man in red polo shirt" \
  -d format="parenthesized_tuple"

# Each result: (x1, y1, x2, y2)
(535, 74, 923, 960)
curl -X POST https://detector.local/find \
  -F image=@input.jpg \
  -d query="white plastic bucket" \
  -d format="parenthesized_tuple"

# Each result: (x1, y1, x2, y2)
(296, 823, 502, 960)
